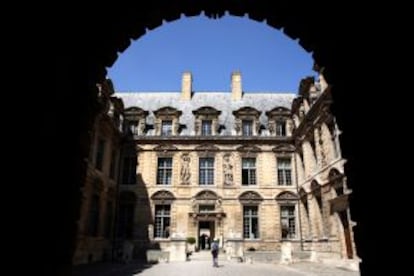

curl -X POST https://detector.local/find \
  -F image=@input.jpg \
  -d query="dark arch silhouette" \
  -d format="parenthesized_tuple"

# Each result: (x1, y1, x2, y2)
(46, 2, 372, 275)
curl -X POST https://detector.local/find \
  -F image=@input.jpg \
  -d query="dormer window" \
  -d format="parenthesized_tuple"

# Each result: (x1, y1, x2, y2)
(233, 107, 261, 136)
(276, 120, 286, 136)
(242, 120, 253, 136)
(161, 120, 172, 136)
(154, 107, 182, 136)
(192, 106, 221, 136)
(266, 107, 291, 137)
(201, 120, 212, 136)
(124, 107, 148, 136)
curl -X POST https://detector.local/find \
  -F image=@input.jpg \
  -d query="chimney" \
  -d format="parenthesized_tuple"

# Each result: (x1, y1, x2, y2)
(231, 71, 242, 100)
(181, 72, 192, 100)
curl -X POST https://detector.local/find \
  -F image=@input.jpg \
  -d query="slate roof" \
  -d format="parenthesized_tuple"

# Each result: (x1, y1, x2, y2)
(116, 91, 296, 136)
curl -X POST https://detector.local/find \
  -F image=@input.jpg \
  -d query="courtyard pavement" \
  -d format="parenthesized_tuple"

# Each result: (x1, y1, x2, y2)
(72, 252, 360, 276)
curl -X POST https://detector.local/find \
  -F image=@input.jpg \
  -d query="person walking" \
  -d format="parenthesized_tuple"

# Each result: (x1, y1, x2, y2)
(211, 239, 219, 267)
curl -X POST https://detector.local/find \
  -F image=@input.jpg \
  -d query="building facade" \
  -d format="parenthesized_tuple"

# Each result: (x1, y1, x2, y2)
(72, 80, 125, 265)
(114, 70, 357, 263)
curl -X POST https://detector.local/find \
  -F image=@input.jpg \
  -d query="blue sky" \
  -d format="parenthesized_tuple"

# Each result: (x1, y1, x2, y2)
(107, 14, 315, 93)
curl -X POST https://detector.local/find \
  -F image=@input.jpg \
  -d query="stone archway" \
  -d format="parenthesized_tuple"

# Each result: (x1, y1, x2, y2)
(49, 2, 367, 275)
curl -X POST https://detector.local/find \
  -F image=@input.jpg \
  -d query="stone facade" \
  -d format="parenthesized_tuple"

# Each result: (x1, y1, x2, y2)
(112, 70, 357, 264)
(72, 80, 125, 265)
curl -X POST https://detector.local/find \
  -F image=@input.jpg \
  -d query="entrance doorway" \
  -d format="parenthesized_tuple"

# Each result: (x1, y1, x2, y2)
(198, 221, 215, 250)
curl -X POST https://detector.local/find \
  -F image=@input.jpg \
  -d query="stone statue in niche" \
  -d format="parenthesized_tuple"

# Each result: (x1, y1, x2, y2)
(223, 153, 233, 186)
(180, 153, 191, 185)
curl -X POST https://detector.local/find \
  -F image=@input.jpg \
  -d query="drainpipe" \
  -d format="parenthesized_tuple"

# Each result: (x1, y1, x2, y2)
(293, 151, 304, 251)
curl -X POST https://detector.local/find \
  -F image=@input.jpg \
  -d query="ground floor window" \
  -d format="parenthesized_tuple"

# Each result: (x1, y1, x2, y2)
(243, 205, 259, 239)
(280, 205, 296, 239)
(155, 205, 170, 238)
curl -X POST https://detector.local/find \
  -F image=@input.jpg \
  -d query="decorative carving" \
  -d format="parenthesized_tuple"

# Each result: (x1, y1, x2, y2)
(195, 144, 219, 152)
(234, 119, 241, 133)
(215, 198, 223, 212)
(180, 153, 191, 185)
(194, 120, 200, 134)
(154, 106, 182, 117)
(268, 120, 276, 135)
(272, 144, 295, 153)
(153, 144, 178, 152)
(236, 145, 262, 153)
(138, 119, 146, 134)
(192, 106, 221, 116)
(151, 190, 175, 201)
(239, 191, 263, 203)
(173, 120, 180, 135)
(276, 191, 299, 201)
(195, 190, 218, 200)
(265, 106, 291, 117)
(233, 106, 261, 117)
(223, 153, 233, 186)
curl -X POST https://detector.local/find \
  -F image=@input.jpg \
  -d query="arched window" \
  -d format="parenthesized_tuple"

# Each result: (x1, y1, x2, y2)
(239, 191, 263, 239)
(276, 191, 299, 239)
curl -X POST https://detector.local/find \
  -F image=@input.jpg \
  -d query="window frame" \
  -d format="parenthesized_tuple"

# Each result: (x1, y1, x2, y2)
(154, 204, 171, 239)
(277, 157, 292, 186)
(199, 157, 215, 185)
(157, 157, 173, 185)
(242, 158, 256, 186)
(280, 205, 296, 239)
(243, 205, 259, 239)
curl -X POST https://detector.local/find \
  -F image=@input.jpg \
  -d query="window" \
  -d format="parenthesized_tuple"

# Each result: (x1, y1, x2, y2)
(242, 120, 253, 136)
(199, 204, 215, 213)
(155, 205, 170, 238)
(88, 195, 100, 236)
(122, 156, 136, 184)
(276, 120, 286, 136)
(277, 158, 292, 185)
(95, 139, 105, 171)
(157, 158, 172, 185)
(243, 206, 259, 239)
(281, 205, 296, 239)
(129, 120, 139, 135)
(105, 201, 113, 238)
(242, 158, 256, 185)
(199, 158, 214, 185)
(201, 120, 212, 136)
(161, 120, 172, 136)
(109, 150, 116, 179)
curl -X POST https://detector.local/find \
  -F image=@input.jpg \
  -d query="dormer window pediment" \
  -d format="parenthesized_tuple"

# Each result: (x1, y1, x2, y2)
(124, 106, 148, 136)
(266, 107, 292, 137)
(193, 106, 221, 136)
(233, 107, 261, 136)
(154, 106, 182, 136)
